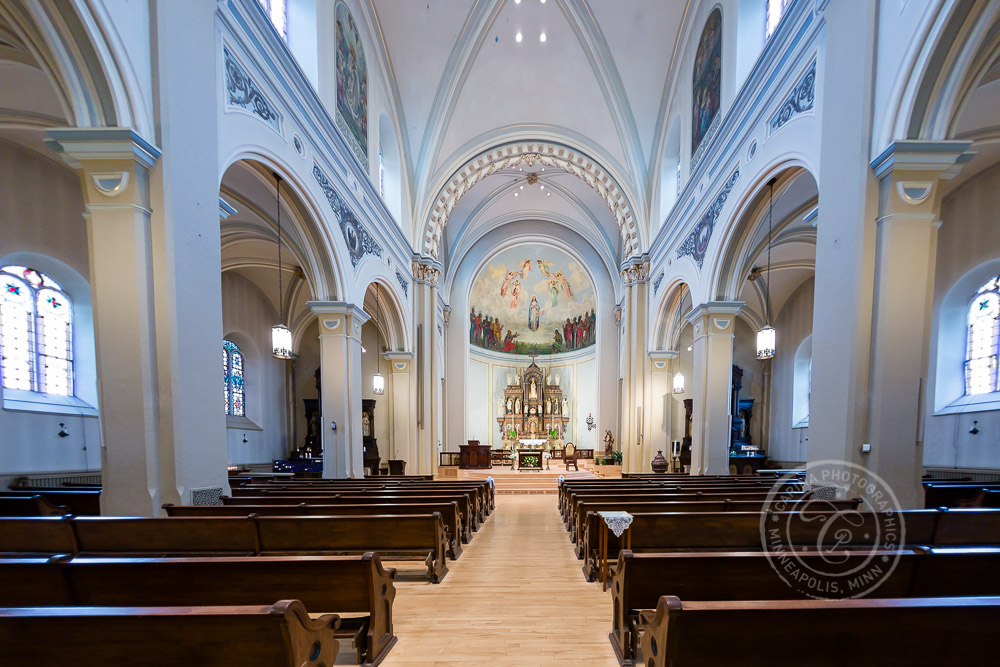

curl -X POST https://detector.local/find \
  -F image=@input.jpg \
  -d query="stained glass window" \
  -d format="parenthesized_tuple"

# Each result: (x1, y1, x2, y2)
(0, 265, 73, 396)
(966, 275, 1000, 395)
(223, 339, 246, 417)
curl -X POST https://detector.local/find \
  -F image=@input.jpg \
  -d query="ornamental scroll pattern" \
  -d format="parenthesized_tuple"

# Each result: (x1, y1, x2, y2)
(312, 164, 382, 268)
(769, 60, 816, 133)
(395, 269, 409, 297)
(424, 142, 637, 259)
(653, 272, 665, 294)
(223, 47, 281, 132)
(677, 167, 740, 269)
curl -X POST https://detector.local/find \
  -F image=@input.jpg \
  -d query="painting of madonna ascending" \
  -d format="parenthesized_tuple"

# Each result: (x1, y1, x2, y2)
(469, 245, 596, 356)
(692, 8, 722, 156)
(335, 1, 368, 165)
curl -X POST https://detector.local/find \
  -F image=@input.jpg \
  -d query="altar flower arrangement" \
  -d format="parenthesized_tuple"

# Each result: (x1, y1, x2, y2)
(507, 429, 518, 440)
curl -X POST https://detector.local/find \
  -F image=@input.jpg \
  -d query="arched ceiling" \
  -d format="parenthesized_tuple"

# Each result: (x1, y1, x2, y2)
(370, 0, 688, 266)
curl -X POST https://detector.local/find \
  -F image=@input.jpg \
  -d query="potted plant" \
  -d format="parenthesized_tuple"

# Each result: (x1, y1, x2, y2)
(611, 451, 623, 465)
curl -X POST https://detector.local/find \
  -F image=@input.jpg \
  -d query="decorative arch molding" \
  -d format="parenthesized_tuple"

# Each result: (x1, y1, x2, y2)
(651, 279, 692, 352)
(218, 151, 348, 304)
(881, 2, 1000, 147)
(0, 0, 147, 135)
(423, 141, 640, 259)
(360, 276, 410, 352)
(706, 160, 817, 303)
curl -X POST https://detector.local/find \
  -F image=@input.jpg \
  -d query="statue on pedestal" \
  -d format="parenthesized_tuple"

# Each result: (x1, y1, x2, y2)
(603, 430, 614, 457)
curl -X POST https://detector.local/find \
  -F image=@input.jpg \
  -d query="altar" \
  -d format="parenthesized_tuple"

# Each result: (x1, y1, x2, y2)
(517, 449, 544, 471)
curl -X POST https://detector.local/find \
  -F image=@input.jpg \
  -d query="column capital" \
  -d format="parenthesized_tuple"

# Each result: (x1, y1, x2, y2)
(685, 301, 743, 335)
(383, 351, 414, 373)
(307, 301, 370, 337)
(648, 350, 678, 372)
(620, 257, 650, 286)
(870, 140, 974, 180)
(412, 256, 443, 287)
(46, 128, 161, 170)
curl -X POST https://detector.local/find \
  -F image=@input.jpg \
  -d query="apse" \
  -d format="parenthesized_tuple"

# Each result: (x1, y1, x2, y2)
(466, 243, 598, 449)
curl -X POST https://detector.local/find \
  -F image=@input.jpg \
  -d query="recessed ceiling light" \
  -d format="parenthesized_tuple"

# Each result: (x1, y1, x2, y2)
(540, 0, 546, 3)
(515, 0, 521, 4)
(515, 31, 523, 42)
(539, 32, 546, 42)
(540, 185, 544, 190)
(520, 185, 524, 189)
(546, 192, 551, 196)
(514, 192, 518, 197)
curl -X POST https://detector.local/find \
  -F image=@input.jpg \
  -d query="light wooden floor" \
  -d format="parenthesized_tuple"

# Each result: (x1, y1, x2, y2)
(376, 494, 619, 666)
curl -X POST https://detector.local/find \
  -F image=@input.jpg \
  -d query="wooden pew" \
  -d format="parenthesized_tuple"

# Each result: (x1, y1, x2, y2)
(580, 507, 938, 582)
(239, 480, 494, 514)
(254, 514, 450, 583)
(0, 553, 395, 667)
(639, 595, 1000, 667)
(612, 547, 1000, 664)
(0, 489, 100, 516)
(558, 476, 800, 509)
(923, 481, 1000, 508)
(568, 491, 807, 544)
(573, 498, 863, 559)
(0, 494, 67, 517)
(0, 516, 78, 556)
(164, 500, 466, 557)
(242, 485, 489, 523)
(72, 516, 259, 556)
(0, 600, 340, 667)
(226, 493, 479, 533)
(560, 483, 802, 521)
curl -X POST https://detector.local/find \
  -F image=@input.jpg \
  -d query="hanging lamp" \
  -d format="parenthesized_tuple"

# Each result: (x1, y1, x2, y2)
(372, 283, 385, 395)
(271, 173, 293, 359)
(756, 177, 777, 360)
(673, 372, 685, 394)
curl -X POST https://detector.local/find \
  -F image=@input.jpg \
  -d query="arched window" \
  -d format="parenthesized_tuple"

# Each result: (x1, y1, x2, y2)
(257, 0, 287, 39)
(966, 275, 1000, 395)
(223, 339, 246, 416)
(765, 0, 790, 41)
(0, 265, 73, 396)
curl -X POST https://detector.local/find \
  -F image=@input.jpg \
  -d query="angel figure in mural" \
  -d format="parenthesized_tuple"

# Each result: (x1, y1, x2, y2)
(528, 295, 543, 331)
(499, 260, 532, 296)
(503, 329, 519, 353)
(509, 279, 522, 309)
(537, 260, 573, 306)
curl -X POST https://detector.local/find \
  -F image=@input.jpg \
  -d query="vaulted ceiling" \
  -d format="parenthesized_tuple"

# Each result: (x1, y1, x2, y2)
(370, 0, 691, 268)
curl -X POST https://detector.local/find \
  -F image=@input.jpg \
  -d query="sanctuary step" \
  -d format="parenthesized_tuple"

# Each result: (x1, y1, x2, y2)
(460, 466, 606, 495)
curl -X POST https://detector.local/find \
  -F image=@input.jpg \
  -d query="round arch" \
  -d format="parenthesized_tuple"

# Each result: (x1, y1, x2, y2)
(421, 141, 642, 259)
(359, 276, 410, 352)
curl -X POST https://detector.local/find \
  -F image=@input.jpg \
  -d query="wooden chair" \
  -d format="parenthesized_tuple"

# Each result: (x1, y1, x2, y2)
(564, 444, 578, 471)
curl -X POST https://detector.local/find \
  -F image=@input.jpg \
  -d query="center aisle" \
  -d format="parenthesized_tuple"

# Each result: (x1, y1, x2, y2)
(378, 494, 619, 666)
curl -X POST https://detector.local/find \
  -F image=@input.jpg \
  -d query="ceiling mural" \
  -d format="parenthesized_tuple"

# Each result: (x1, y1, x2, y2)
(692, 8, 722, 156)
(335, 1, 368, 168)
(469, 245, 596, 356)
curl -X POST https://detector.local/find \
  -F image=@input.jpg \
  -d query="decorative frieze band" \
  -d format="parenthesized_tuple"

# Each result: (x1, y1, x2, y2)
(223, 47, 281, 133)
(769, 60, 816, 133)
(677, 167, 740, 269)
(312, 164, 382, 268)
(412, 261, 441, 287)
(621, 260, 649, 287)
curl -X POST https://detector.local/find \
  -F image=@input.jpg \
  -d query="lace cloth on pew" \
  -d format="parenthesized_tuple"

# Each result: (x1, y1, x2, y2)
(598, 510, 633, 537)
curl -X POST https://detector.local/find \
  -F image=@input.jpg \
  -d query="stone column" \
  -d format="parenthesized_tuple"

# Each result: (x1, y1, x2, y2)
(619, 259, 650, 474)
(686, 302, 743, 475)
(308, 301, 369, 478)
(860, 141, 970, 507)
(413, 258, 443, 475)
(648, 350, 679, 467)
(384, 351, 415, 467)
(48, 129, 167, 515)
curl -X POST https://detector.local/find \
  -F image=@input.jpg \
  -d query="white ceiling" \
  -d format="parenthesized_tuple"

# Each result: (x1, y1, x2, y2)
(371, 0, 688, 269)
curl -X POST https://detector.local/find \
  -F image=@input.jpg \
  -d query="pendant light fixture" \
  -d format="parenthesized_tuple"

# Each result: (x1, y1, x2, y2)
(372, 283, 385, 395)
(271, 173, 293, 359)
(756, 177, 777, 360)
(673, 372, 685, 394)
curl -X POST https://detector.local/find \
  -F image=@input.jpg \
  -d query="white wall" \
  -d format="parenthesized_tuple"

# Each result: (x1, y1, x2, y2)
(768, 277, 814, 464)
(0, 139, 102, 485)
(360, 321, 392, 460)
(924, 165, 1000, 469)
(221, 272, 290, 464)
